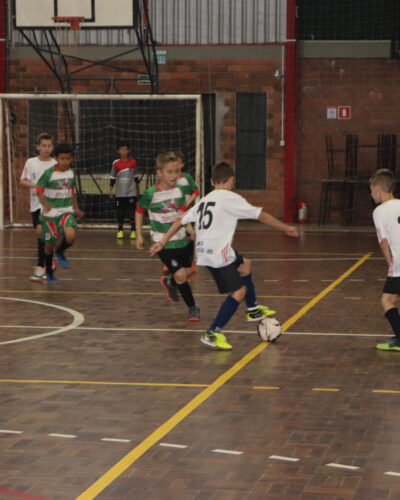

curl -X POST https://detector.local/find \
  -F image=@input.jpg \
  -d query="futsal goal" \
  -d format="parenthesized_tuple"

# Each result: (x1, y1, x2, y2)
(0, 93, 204, 228)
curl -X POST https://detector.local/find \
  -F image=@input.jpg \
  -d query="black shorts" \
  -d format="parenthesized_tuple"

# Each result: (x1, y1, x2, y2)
(31, 209, 41, 228)
(383, 277, 400, 294)
(207, 252, 244, 294)
(158, 243, 193, 274)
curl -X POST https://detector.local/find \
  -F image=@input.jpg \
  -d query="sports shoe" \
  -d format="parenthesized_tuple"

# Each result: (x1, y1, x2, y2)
(246, 305, 277, 322)
(376, 339, 400, 351)
(188, 306, 200, 322)
(56, 252, 69, 269)
(130, 230, 136, 239)
(200, 329, 232, 350)
(116, 230, 124, 239)
(46, 271, 58, 284)
(160, 276, 179, 303)
(30, 265, 46, 282)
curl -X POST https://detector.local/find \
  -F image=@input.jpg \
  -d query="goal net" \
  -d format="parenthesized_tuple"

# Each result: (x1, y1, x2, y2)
(0, 94, 203, 228)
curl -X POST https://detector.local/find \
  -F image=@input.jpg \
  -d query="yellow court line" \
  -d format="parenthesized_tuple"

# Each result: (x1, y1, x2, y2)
(312, 388, 340, 392)
(373, 390, 400, 394)
(75, 252, 372, 500)
(0, 379, 208, 388)
(0, 290, 313, 299)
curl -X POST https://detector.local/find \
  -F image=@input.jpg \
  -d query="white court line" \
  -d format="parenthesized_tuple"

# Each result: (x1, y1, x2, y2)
(349, 279, 365, 282)
(0, 277, 16, 279)
(321, 279, 334, 282)
(0, 256, 383, 262)
(326, 463, 360, 470)
(145, 278, 162, 282)
(0, 324, 390, 338)
(0, 297, 84, 345)
(159, 443, 188, 449)
(87, 278, 103, 281)
(269, 455, 299, 462)
(116, 279, 132, 281)
(0, 429, 23, 434)
(292, 280, 309, 282)
(384, 471, 400, 477)
(101, 438, 132, 443)
(212, 449, 243, 455)
(58, 278, 74, 281)
(48, 433, 77, 439)
(263, 279, 279, 282)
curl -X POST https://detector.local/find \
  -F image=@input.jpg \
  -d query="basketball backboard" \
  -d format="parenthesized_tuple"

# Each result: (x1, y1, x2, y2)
(14, 0, 138, 29)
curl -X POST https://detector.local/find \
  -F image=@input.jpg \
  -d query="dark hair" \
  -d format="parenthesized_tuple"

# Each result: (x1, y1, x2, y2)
(53, 143, 74, 157)
(174, 150, 185, 162)
(369, 168, 395, 193)
(156, 151, 179, 168)
(212, 161, 235, 184)
(35, 132, 53, 145)
(117, 142, 130, 150)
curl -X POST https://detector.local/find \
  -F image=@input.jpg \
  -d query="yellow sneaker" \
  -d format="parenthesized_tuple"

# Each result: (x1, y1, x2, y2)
(116, 230, 124, 239)
(246, 305, 277, 322)
(200, 330, 232, 350)
(130, 230, 136, 239)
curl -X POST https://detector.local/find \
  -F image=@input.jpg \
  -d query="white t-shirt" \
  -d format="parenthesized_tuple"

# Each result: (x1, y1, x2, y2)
(181, 189, 262, 268)
(20, 156, 57, 212)
(373, 198, 400, 277)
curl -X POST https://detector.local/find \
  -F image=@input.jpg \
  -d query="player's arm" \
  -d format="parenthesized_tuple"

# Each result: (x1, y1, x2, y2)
(71, 189, 84, 219)
(20, 178, 36, 189)
(258, 211, 299, 238)
(36, 189, 51, 214)
(20, 163, 35, 189)
(379, 238, 392, 268)
(109, 178, 116, 198)
(149, 217, 184, 256)
(135, 209, 145, 250)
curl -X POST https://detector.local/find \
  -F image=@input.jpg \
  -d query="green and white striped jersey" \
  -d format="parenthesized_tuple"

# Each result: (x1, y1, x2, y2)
(177, 172, 199, 204)
(36, 166, 76, 218)
(137, 184, 188, 249)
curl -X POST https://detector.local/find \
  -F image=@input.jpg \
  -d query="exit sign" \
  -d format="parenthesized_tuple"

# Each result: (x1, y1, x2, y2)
(338, 106, 351, 119)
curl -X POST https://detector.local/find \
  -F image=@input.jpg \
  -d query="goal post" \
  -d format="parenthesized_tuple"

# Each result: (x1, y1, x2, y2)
(0, 93, 204, 229)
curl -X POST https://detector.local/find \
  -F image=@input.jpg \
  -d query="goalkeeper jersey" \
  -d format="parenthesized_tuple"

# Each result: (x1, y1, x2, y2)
(181, 189, 262, 268)
(137, 184, 188, 249)
(36, 166, 76, 218)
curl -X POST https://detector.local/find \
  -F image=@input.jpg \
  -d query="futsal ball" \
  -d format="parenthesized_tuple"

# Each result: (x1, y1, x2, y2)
(257, 317, 282, 342)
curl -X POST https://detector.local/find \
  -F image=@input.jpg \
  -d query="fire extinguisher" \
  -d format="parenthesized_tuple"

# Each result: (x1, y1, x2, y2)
(297, 199, 308, 224)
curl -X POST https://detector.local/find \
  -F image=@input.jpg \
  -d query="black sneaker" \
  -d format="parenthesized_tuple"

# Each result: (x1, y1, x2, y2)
(188, 306, 200, 322)
(160, 276, 179, 303)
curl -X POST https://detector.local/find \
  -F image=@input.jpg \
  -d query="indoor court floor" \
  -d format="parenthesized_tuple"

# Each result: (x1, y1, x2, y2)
(1, 226, 400, 500)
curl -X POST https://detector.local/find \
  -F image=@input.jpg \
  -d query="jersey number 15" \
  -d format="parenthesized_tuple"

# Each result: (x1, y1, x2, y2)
(197, 202, 216, 230)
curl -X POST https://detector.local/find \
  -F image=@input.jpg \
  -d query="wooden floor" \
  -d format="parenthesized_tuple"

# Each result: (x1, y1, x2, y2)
(1, 226, 400, 500)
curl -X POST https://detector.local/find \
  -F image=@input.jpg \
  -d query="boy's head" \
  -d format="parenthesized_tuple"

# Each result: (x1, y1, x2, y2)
(211, 162, 235, 189)
(53, 143, 74, 171)
(117, 142, 130, 159)
(369, 168, 395, 204)
(156, 151, 180, 188)
(35, 132, 53, 159)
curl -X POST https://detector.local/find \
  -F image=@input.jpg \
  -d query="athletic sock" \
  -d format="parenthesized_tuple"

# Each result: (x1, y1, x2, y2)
(131, 224, 136, 231)
(385, 308, 400, 338)
(176, 282, 196, 308)
(38, 238, 45, 267)
(210, 296, 240, 332)
(56, 235, 72, 255)
(242, 274, 258, 309)
(170, 276, 177, 287)
(45, 252, 54, 274)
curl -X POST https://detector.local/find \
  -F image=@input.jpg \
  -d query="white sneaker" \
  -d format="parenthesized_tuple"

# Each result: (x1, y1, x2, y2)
(30, 266, 47, 282)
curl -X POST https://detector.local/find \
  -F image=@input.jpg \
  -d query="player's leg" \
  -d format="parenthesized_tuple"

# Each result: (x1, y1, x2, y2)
(173, 266, 199, 321)
(129, 197, 137, 239)
(201, 263, 245, 350)
(30, 209, 47, 281)
(40, 217, 58, 284)
(238, 256, 276, 321)
(55, 215, 77, 269)
(376, 285, 400, 350)
(116, 197, 124, 239)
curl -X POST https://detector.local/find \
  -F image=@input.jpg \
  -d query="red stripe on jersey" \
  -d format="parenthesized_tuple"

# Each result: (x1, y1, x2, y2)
(36, 187, 45, 193)
(47, 221, 59, 239)
(136, 205, 146, 214)
(113, 159, 137, 174)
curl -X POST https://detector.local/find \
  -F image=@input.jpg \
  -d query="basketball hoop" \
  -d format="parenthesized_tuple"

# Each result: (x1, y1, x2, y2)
(52, 16, 85, 31)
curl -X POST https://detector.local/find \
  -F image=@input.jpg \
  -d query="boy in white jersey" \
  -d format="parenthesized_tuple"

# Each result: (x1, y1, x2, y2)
(36, 143, 84, 284)
(150, 162, 299, 350)
(136, 151, 200, 321)
(20, 132, 56, 281)
(370, 169, 400, 351)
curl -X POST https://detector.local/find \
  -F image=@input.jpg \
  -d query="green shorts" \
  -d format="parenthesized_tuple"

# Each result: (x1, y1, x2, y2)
(40, 213, 77, 243)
